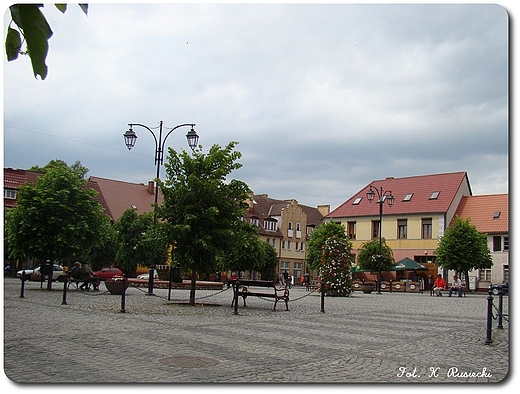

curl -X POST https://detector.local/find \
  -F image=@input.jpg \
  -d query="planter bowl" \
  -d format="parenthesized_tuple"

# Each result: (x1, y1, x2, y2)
(104, 279, 129, 295)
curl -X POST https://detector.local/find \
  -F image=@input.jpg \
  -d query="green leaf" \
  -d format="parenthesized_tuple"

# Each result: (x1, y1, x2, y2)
(79, 4, 89, 16)
(55, 4, 67, 13)
(18, 4, 53, 80)
(5, 27, 21, 61)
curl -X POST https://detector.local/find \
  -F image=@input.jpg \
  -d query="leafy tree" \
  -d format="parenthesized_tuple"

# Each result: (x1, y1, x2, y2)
(258, 242, 279, 281)
(319, 236, 353, 296)
(85, 214, 116, 270)
(306, 221, 351, 271)
(159, 142, 251, 305)
(5, 4, 88, 80)
(357, 238, 394, 270)
(435, 216, 492, 288)
(113, 209, 167, 277)
(29, 159, 89, 179)
(356, 238, 395, 288)
(223, 221, 266, 274)
(5, 161, 105, 289)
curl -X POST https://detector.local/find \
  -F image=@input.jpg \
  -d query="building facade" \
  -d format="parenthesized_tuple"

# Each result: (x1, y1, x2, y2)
(244, 194, 329, 283)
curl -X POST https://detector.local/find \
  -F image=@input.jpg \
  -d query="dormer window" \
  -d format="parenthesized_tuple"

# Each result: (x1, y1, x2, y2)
(429, 191, 440, 200)
(403, 193, 413, 201)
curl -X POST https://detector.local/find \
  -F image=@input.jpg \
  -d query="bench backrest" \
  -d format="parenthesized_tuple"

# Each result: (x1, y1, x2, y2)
(233, 279, 275, 288)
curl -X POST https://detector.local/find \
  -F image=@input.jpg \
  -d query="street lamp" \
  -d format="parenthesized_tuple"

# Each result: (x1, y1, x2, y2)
(366, 185, 394, 294)
(123, 120, 199, 295)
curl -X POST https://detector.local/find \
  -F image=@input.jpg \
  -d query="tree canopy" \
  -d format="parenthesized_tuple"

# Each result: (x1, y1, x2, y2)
(5, 160, 105, 287)
(306, 221, 351, 272)
(113, 209, 167, 277)
(356, 238, 395, 273)
(435, 216, 492, 285)
(159, 142, 252, 304)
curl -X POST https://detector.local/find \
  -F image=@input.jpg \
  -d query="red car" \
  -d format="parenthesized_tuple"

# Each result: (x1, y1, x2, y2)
(93, 267, 123, 280)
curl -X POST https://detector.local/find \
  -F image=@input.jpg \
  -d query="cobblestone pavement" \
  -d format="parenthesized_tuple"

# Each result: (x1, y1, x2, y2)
(3, 277, 509, 385)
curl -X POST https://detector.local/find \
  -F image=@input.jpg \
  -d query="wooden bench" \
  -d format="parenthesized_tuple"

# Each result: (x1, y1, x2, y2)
(67, 273, 100, 291)
(231, 279, 289, 311)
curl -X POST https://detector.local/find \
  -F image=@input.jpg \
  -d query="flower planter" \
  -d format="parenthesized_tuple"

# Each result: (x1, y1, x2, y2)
(104, 279, 129, 295)
(360, 284, 375, 294)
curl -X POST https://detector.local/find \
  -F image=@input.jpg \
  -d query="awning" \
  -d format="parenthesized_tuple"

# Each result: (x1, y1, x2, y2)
(391, 257, 427, 271)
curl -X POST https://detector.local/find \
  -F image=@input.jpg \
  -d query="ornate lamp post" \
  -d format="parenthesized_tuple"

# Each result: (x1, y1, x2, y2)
(123, 121, 199, 295)
(366, 185, 394, 294)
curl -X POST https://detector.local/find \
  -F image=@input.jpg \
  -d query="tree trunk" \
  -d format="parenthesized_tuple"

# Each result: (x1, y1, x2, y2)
(189, 272, 197, 305)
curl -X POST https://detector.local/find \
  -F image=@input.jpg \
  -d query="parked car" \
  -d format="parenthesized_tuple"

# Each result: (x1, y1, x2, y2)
(491, 282, 508, 295)
(16, 265, 66, 282)
(137, 270, 159, 280)
(93, 267, 123, 280)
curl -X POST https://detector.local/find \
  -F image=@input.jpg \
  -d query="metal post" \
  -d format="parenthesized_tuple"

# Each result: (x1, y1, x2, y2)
(19, 270, 26, 298)
(497, 289, 504, 329)
(320, 280, 325, 313)
(485, 288, 493, 345)
(233, 280, 240, 315)
(120, 275, 127, 313)
(168, 265, 173, 301)
(389, 279, 392, 293)
(61, 277, 68, 305)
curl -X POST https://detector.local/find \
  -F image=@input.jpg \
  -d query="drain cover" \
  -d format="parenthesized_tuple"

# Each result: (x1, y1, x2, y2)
(161, 355, 219, 368)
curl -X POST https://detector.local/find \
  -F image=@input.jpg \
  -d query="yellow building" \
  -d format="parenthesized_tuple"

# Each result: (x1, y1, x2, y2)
(325, 172, 472, 285)
(245, 194, 329, 283)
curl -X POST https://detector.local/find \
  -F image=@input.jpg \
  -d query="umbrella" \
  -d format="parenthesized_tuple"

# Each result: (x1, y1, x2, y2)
(391, 257, 427, 271)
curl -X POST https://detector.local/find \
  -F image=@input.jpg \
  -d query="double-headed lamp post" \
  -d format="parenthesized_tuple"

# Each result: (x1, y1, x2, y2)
(123, 121, 199, 295)
(366, 185, 394, 294)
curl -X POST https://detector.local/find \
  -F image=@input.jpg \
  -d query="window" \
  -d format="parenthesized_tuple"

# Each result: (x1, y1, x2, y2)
(287, 241, 291, 250)
(493, 211, 501, 219)
(397, 219, 407, 239)
(504, 236, 509, 251)
(250, 217, 260, 226)
(352, 197, 362, 205)
(296, 223, 302, 238)
(429, 191, 440, 200)
(493, 236, 502, 252)
(287, 221, 293, 237)
(264, 220, 277, 231)
(421, 218, 432, 239)
(347, 222, 356, 240)
(403, 193, 413, 201)
(372, 220, 380, 240)
(281, 262, 290, 270)
(4, 189, 16, 199)
(479, 269, 492, 281)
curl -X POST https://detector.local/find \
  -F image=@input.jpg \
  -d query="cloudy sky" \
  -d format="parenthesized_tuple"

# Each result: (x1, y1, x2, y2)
(3, 2, 510, 210)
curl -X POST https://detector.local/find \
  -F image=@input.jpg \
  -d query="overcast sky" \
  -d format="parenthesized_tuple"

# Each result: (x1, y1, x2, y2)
(3, 2, 510, 210)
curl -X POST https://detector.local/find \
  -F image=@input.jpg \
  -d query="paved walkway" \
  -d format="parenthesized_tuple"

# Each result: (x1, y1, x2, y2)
(3, 277, 509, 385)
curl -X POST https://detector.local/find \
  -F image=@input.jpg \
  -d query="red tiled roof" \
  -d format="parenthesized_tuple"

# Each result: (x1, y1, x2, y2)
(88, 177, 161, 221)
(454, 194, 508, 234)
(327, 172, 471, 218)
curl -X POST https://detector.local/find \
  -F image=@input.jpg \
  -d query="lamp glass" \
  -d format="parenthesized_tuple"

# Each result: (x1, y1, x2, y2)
(123, 129, 138, 150)
(186, 128, 199, 150)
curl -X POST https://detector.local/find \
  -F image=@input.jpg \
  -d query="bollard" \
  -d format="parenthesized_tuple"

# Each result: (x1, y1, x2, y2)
(389, 279, 393, 293)
(61, 277, 68, 305)
(320, 280, 325, 313)
(497, 289, 504, 329)
(120, 275, 127, 313)
(233, 280, 240, 315)
(485, 287, 493, 345)
(19, 270, 26, 298)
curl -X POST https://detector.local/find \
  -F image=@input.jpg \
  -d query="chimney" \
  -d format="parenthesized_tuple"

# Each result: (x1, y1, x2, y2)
(317, 205, 330, 216)
(148, 181, 155, 195)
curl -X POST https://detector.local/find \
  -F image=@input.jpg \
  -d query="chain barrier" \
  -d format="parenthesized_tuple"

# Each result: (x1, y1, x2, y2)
(130, 283, 231, 302)
(485, 288, 508, 345)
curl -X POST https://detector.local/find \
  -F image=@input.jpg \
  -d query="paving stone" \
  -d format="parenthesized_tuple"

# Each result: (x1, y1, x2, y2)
(3, 278, 509, 384)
